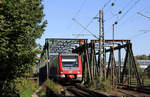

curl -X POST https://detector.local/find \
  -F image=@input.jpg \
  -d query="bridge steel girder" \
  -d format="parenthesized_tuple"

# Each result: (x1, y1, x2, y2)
(73, 39, 142, 88)
(39, 38, 142, 88)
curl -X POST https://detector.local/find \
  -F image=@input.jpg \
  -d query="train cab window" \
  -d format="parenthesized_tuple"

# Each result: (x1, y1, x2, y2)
(61, 56, 78, 67)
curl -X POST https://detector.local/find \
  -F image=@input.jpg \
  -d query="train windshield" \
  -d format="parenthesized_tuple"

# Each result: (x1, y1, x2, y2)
(61, 56, 78, 67)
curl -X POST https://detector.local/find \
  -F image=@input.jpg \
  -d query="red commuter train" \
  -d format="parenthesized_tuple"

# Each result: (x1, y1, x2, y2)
(48, 53, 82, 81)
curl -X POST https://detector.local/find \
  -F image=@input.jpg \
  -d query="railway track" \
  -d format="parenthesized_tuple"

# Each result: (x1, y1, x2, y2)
(67, 86, 111, 97)
(51, 80, 150, 97)
(60, 82, 116, 97)
(117, 89, 150, 97)
(116, 85, 150, 97)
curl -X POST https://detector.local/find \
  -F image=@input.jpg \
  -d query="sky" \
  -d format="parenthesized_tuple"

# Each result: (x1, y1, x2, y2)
(37, 0, 150, 56)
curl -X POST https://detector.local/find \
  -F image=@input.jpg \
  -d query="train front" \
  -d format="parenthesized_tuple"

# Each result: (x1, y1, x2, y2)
(58, 54, 82, 81)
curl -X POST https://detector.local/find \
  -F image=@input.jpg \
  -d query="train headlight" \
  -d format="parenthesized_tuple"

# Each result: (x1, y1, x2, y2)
(60, 71, 63, 73)
(78, 71, 80, 74)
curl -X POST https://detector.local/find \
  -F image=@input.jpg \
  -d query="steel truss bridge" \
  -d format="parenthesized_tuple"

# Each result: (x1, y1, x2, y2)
(39, 38, 145, 90)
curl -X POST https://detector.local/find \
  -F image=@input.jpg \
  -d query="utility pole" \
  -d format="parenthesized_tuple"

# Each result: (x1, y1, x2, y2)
(112, 24, 115, 86)
(99, 10, 102, 78)
(98, 10, 105, 80)
(102, 10, 106, 79)
(112, 21, 117, 86)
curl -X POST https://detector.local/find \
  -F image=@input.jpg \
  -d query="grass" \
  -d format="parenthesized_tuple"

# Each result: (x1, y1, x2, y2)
(130, 77, 150, 86)
(38, 89, 46, 97)
(143, 78, 150, 86)
(16, 78, 39, 97)
(89, 78, 112, 92)
(16, 79, 65, 97)
(20, 89, 34, 97)
(43, 79, 64, 94)
(37, 79, 65, 97)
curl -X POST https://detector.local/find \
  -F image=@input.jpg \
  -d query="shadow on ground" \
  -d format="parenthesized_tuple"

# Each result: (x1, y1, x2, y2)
(46, 87, 76, 97)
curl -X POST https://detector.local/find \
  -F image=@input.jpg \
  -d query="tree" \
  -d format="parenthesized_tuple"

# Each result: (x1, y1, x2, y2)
(135, 54, 149, 60)
(0, 0, 47, 96)
(144, 65, 150, 78)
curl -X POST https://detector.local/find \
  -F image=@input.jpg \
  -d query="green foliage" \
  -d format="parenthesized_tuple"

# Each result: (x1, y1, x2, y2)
(135, 54, 150, 79)
(44, 79, 64, 94)
(89, 78, 111, 92)
(143, 78, 150, 86)
(144, 65, 150, 78)
(136, 60, 142, 75)
(135, 54, 150, 60)
(0, 0, 46, 96)
(16, 78, 39, 97)
(38, 90, 46, 97)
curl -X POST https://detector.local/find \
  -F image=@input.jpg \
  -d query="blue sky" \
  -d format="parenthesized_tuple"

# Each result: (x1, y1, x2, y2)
(37, 0, 150, 56)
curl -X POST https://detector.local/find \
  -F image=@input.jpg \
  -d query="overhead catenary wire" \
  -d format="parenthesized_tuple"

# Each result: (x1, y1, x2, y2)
(117, 0, 141, 23)
(65, 0, 87, 32)
(120, 0, 133, 13)
(77, 0, 112, 37)
(73, 0, 87, 18)
(137, 12, 150, 20)
(113, 0, 143, 41)
(128, 30, 150, 40)
(72, 18, 99, 39)
(75, 0, 112, 38)
(86, 0, 112, 28)
(105, 0, 133, 22)
(139, 30, 150, 32)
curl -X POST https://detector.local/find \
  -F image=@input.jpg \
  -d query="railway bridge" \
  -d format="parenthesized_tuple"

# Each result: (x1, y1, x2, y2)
(38, 38, 149, 92)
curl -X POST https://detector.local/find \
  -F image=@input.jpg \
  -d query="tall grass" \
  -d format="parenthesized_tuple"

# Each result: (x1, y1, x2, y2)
(89, 78, 112, 92)
(44, 79, 64, 94)
(16, 78, 39, 97)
